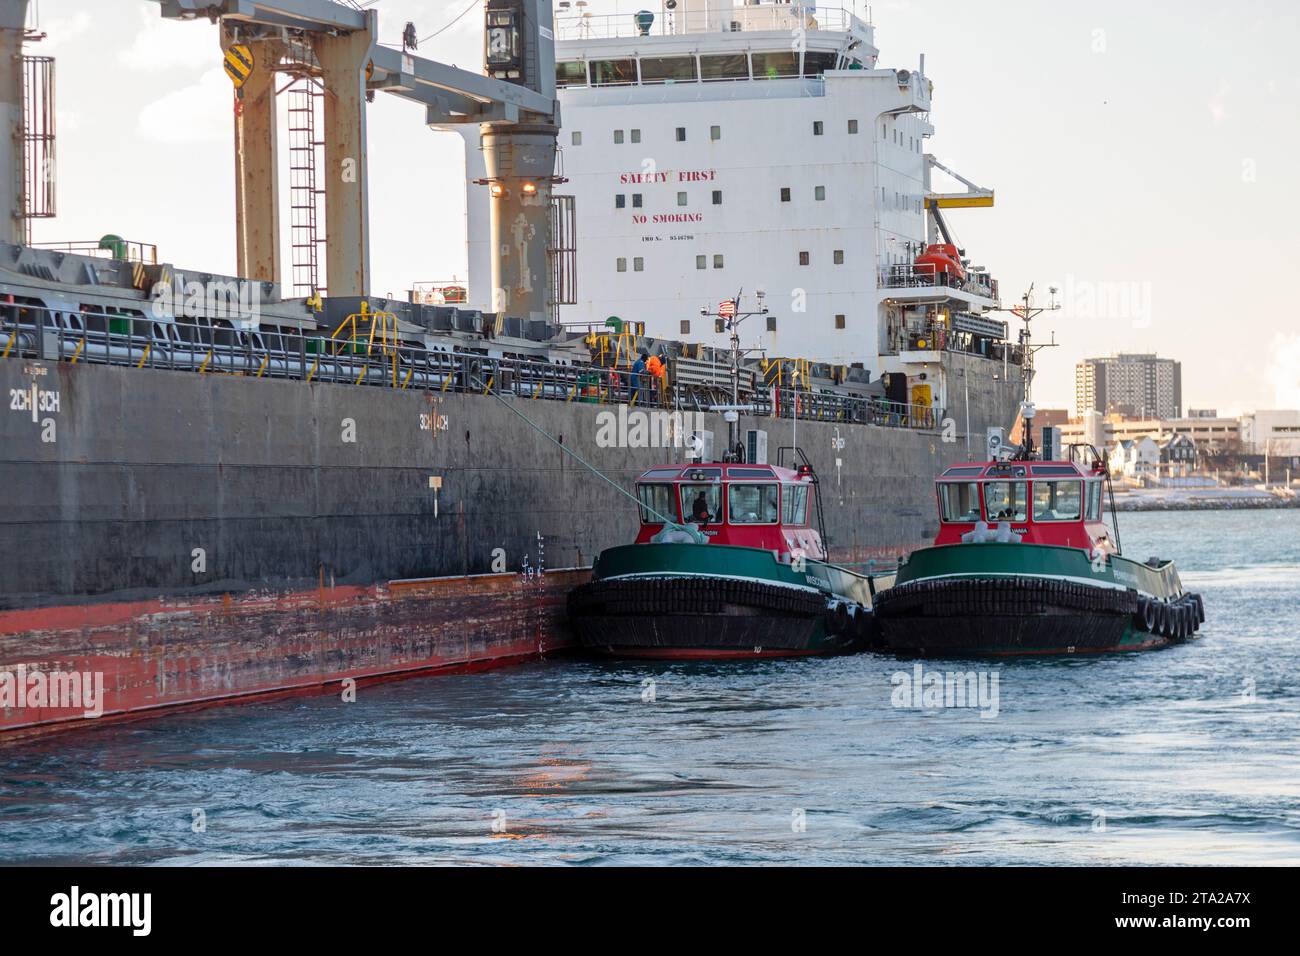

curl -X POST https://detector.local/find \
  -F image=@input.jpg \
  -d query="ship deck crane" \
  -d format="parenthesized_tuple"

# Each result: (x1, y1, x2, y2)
(148, 0, 560, 319)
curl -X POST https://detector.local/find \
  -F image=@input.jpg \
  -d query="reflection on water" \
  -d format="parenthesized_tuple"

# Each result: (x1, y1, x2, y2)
(2, 510, 1299, 865)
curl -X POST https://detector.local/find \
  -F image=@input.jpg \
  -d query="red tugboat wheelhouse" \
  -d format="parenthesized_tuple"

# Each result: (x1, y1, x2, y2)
(566, 457, 895, 659)
(872, 446, 1205, 656)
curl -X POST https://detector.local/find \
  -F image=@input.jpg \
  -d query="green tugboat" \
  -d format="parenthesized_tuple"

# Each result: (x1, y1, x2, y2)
(872, 447, 1204, 655)
(567, 456, 894, 658)
(874, 294, 1204, 657)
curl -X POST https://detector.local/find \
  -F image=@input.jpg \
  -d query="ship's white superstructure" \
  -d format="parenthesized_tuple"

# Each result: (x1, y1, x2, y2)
(461, 0, 1007, 404)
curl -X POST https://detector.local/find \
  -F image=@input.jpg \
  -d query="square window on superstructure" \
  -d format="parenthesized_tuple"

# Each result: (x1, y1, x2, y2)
(700, 53, 749, 81)
(616, 194, 625, 208)
(802, 52, 837, 77)
(712, 190, 722, 205)
(799, 251, 810, 265)
(835, 314, 846, 330)
(681, 319, 691, 334)
(591, 58, 637, 87)
(571, 131, 582, 145)
(640, 56, 698, 84)
(848, 119, 858, 134)
(632, 193, 643, 208)
(613, 129, 624, 144)
(833, 250, 844, 264)
(633, 257, 644, 272)
(677, 191, 688, 206)
(815, 185, 825, 200)
(696, 255, 707, 270)
(676, 127, 686, 141)
(616, 258, 627, 272)
(556, 61, 587, 88)
(752, 51, 799, 79)
(710, 125, 721, 140)
(766, 316, 777, 332)
(813, 120, 823, 135)
(713, 254, 724, 269)
(780, 187, 791, 202)
(630, 129, 641, 143)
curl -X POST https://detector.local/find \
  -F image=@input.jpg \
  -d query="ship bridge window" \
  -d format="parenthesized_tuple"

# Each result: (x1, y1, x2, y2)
(591, 58, 637, 86)
(637, 483, 678, 525)
(752, 51, 799, 79)
(939, 482, 981, 523)
(640, 56, 697, 84)
(983, 481, 1028, 522)
(680, 483, 721, 524)
(782, 485, 810, 525)
(729, 484, 780, 524)
(803, 52, 838, 76)
(556, 61, 587, 88)
(700, 53, 749, 81)
(1033, 481, 1082, 522)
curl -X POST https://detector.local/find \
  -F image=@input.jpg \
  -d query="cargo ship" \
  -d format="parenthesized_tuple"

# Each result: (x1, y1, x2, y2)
(0, 0, 1019, 739)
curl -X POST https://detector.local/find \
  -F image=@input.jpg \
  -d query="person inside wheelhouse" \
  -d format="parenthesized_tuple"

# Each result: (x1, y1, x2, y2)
(632, 466, 822, 556)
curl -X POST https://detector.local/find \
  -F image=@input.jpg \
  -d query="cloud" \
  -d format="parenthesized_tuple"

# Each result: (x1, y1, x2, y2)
(136, 67, 231, 145)
(37, 11, 94, 54)
(1207, 81, 1229, 124)
(116, 5, 220, 72)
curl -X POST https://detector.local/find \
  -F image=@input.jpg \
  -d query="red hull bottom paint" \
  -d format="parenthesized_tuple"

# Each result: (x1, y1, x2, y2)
(0, 570, 588, 743)
(588, 646, 830, 660)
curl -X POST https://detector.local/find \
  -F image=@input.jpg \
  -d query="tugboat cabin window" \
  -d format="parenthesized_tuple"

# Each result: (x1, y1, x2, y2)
(728, 484, 780, 524)
(939, 482, 981, 522)
(680, 484, 721, 524)
(983, 481, 1028, 522)
(782, 485, 810, 525)
(1085, 481, 1103, 521)
(637, 483, 678, 524)
(1032, 481, 1082, 522)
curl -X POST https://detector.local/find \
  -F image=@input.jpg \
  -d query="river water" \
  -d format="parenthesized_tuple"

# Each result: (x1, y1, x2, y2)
(2, 510, 1297, 865)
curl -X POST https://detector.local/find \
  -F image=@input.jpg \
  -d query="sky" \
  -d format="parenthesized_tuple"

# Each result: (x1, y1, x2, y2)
(29, 0, 1300, 416)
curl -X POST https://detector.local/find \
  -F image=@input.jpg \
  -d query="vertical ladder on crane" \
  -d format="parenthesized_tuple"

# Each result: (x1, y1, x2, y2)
(286, 75, 325, 298)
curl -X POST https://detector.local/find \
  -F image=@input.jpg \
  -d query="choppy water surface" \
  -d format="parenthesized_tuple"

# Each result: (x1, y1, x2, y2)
(2, 510, 1298, 865)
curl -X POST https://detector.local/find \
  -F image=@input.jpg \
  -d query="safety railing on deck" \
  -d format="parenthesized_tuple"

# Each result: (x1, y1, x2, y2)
(879, 263, 999, 301)
(0, 304, 943, 433)
(556, 2, 866, 41)
(31, 238, 158, 265)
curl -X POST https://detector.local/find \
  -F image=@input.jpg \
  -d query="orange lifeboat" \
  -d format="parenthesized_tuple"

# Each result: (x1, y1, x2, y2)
(913, 243, 965, 282)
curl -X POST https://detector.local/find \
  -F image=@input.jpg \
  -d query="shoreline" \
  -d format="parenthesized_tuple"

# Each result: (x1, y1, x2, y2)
(1112, 495, 1300, 512)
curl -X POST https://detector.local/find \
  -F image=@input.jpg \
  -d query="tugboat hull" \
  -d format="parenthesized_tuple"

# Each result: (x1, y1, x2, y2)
(567, 544, 891, 659)
(873, 543, 1203, 656)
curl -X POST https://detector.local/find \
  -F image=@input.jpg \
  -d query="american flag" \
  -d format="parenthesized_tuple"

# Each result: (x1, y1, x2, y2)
(718, 299, 736, 318)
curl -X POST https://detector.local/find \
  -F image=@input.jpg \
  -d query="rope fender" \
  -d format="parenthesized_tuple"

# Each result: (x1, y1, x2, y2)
(568, 575, 858, 630)
(874, 576, 1140, 618)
